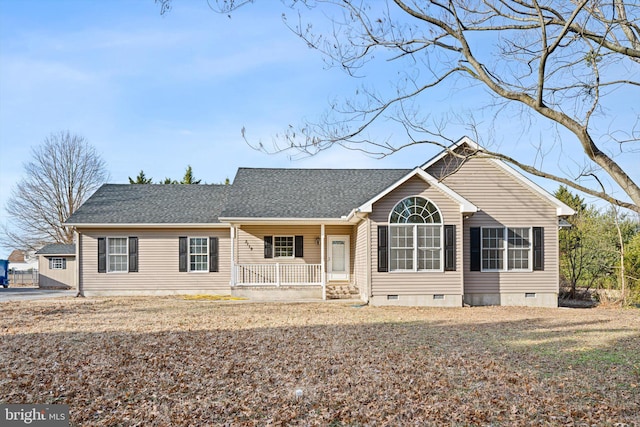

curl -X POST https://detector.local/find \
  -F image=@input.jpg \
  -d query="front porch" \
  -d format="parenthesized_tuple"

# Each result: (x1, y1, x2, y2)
(232, 263, 360, 300)
(229, 222, 362, 300)
(233, 263, 322, 286)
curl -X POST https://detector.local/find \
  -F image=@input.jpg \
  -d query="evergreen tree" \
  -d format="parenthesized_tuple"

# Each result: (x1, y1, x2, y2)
(128, 170, 153, 184)
(180, 165, 201, 184)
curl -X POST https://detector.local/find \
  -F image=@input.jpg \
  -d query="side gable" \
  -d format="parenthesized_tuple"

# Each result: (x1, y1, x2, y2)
(422, 136, 575, 217)
(65, 184, 231, 227)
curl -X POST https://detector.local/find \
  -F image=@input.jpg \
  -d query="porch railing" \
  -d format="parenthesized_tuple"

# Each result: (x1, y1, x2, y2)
(234, 263, 322, 286)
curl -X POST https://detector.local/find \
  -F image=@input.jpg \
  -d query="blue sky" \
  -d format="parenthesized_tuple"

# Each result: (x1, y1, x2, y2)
(0, 0, 638, 257)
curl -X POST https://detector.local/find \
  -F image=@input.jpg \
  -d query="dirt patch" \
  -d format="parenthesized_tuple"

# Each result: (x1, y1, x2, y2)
(1, 298, 639, 426)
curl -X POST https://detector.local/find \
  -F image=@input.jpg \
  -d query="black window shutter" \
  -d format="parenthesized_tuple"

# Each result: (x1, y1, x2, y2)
(295, 235, 304, 258)
(264, 236, 273, 259)
(533, 227, 544, 271)
(470, 227, 481, 271)
(179, 236, 188, 272)
(62, 258, 67, 269)
(209, 237, 219, 272)
(444, 225, 456, 271)
(98, 237, 106, 273)
(129, 237, 138, 273)
(377, 226, 388, 272)
(49, 258, 53, 269)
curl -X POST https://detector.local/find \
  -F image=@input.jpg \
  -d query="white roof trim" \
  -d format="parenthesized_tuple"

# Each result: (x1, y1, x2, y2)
(421, 136, 575, 217)
(65, 223, 231, 229)
(420, 136, 480, 170)
(219, 217, 352, 226)
(358, 167, 478, 214)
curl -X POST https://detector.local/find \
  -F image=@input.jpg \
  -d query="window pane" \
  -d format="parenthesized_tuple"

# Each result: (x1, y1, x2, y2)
(417, 225, 441, 270)
(482, 249, 503, 270)
(51, 258, 64, 269)
(390, 226, 414, 270)
(109, 238, 127, 254)
(507, 228, 530, 270)
(108, 238, 128, 272)
(274, 236, 294, 257)
(508, 249, 529, 270)
(331, 241, 346, 272)
(418, 249, 441, 270)
(391, 249, 413, 270)
(417, 225, 440, 248)
(481, 228, 504, 270)
(391, 225, 413, 248)
(390, 197, 442, 224)
(508, 228, 530, 248)
(189, 237, 208, 271)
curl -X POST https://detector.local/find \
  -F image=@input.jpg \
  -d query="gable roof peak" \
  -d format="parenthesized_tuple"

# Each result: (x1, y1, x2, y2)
(421, 136, 575, 217)
(357, 167, 478, 214)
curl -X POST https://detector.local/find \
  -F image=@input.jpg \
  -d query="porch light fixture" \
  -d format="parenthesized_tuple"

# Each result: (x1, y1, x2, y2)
(315, 237, 320, 245)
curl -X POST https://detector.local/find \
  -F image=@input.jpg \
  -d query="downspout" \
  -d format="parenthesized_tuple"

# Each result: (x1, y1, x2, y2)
(321, 224, 326, 300)
(230, 225, 236, 287)
(365, 214, 372, 304)
(75, 230, 84, 298)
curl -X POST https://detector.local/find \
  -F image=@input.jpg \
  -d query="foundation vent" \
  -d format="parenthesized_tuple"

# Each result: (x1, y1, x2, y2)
(387, 295, 399, 300)
(525, 293, 536, 298)
(433, 294, 445, 300)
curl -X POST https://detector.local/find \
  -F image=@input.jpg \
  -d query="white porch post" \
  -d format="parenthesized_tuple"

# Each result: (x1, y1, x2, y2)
(230, 225, 236, 286)
(321, 223, 326, 300)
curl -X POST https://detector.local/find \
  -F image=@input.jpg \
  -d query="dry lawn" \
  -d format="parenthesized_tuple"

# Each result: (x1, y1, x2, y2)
(1, 297, 639, 426)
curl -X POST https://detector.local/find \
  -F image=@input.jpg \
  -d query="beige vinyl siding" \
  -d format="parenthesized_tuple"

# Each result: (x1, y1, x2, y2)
(369, 176, 463, 296)
(79, 228, 231, 293)
(428, 156, 560, 294)
(353, 218, 370, 296)
(237, 225, 322, 265)
(38, 256, 76, 289)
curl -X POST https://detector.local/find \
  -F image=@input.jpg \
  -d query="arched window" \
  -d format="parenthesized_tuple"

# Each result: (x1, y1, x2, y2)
(389, 197, 443, 271)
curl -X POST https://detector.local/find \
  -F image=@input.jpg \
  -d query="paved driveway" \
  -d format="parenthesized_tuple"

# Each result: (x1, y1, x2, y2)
(0, 288, 76, 302)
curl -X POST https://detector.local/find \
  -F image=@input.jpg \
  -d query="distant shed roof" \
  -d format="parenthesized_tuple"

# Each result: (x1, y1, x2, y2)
(65, 184, 231, 225)
(37, 244, 76, 256)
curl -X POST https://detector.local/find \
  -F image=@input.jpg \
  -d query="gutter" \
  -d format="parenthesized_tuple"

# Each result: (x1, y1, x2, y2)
(74, 229, 84, 298)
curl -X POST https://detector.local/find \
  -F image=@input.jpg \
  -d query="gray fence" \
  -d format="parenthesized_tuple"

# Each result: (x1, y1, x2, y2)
(8, 270, 39, 285)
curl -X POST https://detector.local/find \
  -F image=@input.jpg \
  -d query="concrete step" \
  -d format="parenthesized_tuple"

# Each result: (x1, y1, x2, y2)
(326, 284, 360, 299)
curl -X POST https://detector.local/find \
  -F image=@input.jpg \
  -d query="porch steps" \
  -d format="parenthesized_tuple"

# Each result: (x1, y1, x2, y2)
(326, 283, 360, 300)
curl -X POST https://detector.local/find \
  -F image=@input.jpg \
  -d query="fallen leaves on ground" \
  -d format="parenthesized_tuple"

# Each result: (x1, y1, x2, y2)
(182, 295, 247, 301)
(1, 298, 639, 426)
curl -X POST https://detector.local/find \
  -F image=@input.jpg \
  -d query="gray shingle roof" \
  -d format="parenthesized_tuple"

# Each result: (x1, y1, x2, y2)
(221, 168, 411, 219)
(36, 244, 76, 255)
(66, 184, 230, 224)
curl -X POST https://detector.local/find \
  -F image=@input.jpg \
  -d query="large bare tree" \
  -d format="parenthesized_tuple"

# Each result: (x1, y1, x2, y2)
(1, 131, 109, 250)
(159, 0, 640, 212)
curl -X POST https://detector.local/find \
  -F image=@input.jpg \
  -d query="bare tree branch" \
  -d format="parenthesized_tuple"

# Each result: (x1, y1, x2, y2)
(161, 0, 640, 212)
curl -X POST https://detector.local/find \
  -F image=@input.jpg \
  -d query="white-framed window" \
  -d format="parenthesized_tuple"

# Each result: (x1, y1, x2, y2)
(389, 196, 443, 272)
(274, 236, 294, 258)
(508, 227, 531, 270)
(481, 227, 531, 271)
(189, 237, 208, 272)
(49, 257, 66, 270)
(108, 237, 128, 273)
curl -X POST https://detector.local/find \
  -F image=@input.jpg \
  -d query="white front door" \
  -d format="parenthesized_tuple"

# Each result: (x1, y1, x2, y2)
(327, 235, 350, 281)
